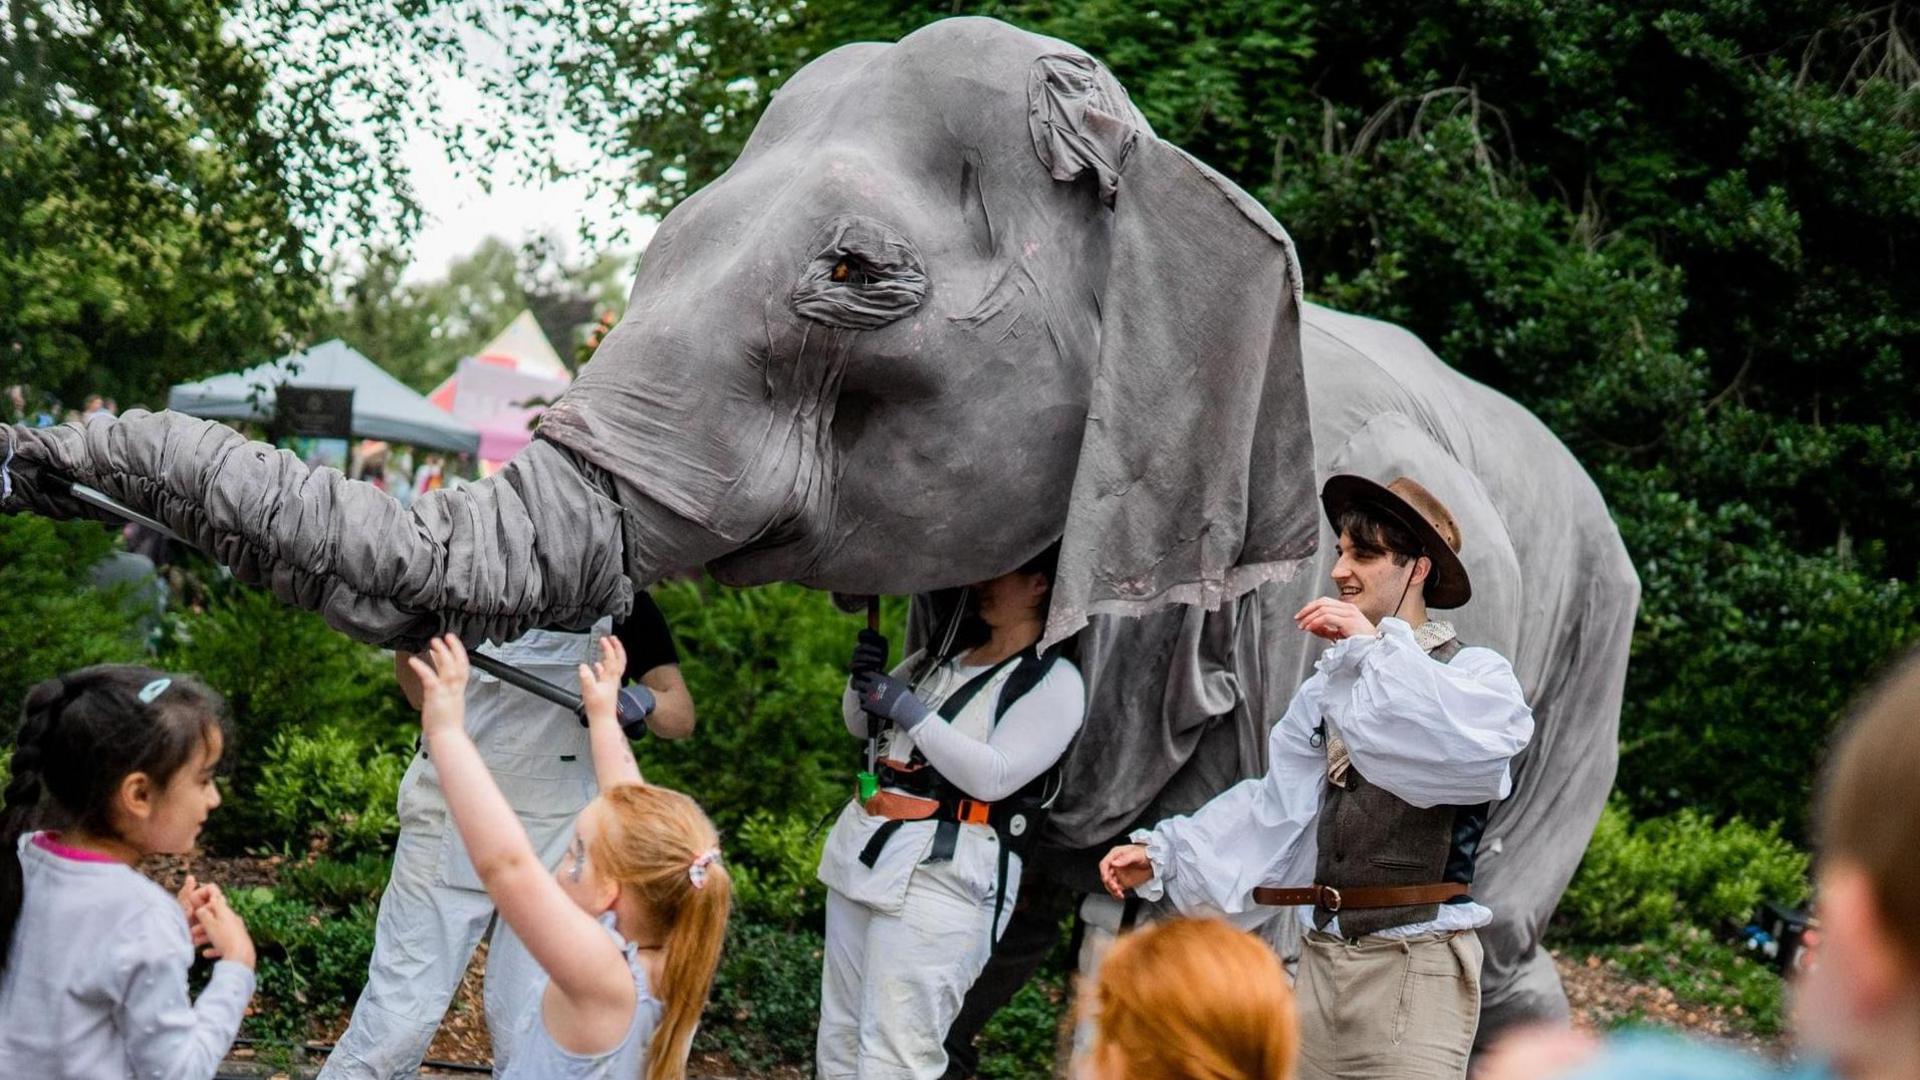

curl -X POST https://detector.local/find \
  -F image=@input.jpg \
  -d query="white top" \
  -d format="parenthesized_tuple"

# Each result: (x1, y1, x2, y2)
(818, 649, 1086, 914)
(0, 833, 255, 1080)
(1137, 617, 1534, 938)
(497, 916, 662, 1080)
(839, 650, 1087, 801)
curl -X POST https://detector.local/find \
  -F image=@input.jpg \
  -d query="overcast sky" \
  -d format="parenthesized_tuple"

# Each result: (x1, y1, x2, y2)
(377, 32, 657, 287)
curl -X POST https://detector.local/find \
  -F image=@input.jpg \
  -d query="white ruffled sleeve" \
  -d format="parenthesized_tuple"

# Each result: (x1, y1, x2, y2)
(1319, 618, 1534, 808)
(1136, 679, 1328, 914)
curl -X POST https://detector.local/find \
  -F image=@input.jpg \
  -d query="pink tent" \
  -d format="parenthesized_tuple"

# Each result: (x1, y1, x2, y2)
(428, 313, 573, 471)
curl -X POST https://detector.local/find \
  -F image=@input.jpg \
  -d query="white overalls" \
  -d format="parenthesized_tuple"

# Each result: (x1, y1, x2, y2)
(815, 649, 1085, 1080)
(320, 624, 608, 1079)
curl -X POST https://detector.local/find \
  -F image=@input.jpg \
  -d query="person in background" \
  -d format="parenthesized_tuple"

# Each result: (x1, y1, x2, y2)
(0, 666, 256, 1079)
(320, 594, 695, 1078)
(409, 633, 731, 1080)
(81, 394, 111, 422)
(4, 385, 24, 424)
(1481, 647, 1920, 1080)
(1077, 917, 1297, 1080)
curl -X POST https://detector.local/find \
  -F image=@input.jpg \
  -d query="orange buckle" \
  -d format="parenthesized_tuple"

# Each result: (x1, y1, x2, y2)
(955, 799, 992, 826)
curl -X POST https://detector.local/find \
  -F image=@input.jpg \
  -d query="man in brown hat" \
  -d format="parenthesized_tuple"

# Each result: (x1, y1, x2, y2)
(1099, 474, 1534, 1079)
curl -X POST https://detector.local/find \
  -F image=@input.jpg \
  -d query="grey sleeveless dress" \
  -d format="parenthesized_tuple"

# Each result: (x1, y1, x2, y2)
(498, 919, 665, 1080)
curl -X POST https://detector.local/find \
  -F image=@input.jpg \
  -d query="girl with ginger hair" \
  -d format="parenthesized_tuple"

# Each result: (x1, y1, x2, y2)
(406, 634, 729, 1080)
(1081, 918, 1297, 1080)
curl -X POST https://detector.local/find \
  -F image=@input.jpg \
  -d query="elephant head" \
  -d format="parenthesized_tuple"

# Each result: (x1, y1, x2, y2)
(2, 18, 1321, 647)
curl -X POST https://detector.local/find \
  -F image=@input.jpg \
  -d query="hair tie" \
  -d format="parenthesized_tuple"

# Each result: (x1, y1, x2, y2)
(688, 848, 721, 890)
(137, 677, 172, 704)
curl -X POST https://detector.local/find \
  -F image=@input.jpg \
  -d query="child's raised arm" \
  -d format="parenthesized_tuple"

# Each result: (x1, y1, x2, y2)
(579, 635, 644, 790)
(411, 636, 630, 1012)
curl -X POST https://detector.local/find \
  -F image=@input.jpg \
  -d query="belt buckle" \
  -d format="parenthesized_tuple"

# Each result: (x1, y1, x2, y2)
(957, 799, 990, 825)
(1319, 885, 1343, 913)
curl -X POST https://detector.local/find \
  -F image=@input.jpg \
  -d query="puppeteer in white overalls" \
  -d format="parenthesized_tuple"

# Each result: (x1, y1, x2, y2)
(815, 564, 1086, 1080)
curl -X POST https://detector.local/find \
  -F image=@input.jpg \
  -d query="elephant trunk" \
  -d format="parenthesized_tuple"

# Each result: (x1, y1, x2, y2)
(2, 411, 650, 647)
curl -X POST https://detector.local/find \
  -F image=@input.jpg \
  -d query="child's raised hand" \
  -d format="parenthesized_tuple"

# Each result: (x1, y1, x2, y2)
(578, 635, 628, 724)
(407, 634, 471, 738)
(194, 885, 256, 971)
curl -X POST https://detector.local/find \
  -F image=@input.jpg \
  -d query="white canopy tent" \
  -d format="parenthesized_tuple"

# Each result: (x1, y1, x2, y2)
(169, 339, 481, 455)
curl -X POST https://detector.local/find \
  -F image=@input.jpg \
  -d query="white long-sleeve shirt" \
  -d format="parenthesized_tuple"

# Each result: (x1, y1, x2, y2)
(1139, 617, 1533, 938)
(819, 649, 1086, 915)
(0, 833, 255, 1079)
(840, 652, 1086, 802)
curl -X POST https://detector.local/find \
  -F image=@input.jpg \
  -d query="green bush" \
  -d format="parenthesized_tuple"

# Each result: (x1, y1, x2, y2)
(255, 725, 408, 857)
(227, 885, 379, 1040)
(280, 853, 393, 909)
(976, 973, 1069, 1080)
(644, 582, 903, 836)
(699, 916, 825, 1067)
(1559, 800, 1810, 944)
(728, 810, 829, 927)
(0, 516, 145, 720)
(158, 582, 414, 853)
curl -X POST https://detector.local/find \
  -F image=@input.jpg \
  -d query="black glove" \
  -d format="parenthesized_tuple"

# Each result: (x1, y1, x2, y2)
(851, 670, 933, 731)
(850, 629, 889, 677)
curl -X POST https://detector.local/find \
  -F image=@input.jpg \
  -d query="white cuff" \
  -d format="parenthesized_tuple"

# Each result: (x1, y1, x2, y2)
(1130, 827, 1169, 903)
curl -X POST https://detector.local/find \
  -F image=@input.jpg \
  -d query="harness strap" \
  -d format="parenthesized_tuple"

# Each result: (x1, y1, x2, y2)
(858, 820, 907, 869)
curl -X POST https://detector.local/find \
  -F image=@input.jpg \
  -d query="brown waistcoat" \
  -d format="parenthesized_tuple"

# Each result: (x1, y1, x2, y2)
(1311, 637, 1491, 937)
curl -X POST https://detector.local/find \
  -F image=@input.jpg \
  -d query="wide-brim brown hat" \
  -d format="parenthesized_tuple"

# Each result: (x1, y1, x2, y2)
(1320, 474, 1472, 609)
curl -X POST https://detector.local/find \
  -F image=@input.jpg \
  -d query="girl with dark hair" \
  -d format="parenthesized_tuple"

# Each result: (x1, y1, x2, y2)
(815, 548, 1088, 1080)
(0, 664, 255, 1078)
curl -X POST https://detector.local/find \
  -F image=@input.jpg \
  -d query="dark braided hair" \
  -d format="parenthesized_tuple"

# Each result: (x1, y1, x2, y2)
(1, 666, 227, 977)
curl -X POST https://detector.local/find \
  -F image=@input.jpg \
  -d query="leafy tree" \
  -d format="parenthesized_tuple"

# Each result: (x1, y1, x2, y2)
(312, 236, 632, 390)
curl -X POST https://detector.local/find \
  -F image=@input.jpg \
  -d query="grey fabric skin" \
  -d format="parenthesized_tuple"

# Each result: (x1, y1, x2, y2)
(0, 17, 1637, 1029)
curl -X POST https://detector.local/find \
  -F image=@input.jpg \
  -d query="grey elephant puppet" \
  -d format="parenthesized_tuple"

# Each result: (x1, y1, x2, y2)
(0, 17, 1636, 1036)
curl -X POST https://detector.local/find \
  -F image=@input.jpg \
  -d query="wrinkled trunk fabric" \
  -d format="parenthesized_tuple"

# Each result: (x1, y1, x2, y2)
(1, 411, 632, 646)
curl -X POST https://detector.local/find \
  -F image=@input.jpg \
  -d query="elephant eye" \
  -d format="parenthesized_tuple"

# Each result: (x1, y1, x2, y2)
(792, 216, 928, 331)
(829, 257, 871, 286)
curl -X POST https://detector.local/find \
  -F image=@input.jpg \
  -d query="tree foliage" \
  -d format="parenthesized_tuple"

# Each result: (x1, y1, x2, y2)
(310, 237, 630, 390)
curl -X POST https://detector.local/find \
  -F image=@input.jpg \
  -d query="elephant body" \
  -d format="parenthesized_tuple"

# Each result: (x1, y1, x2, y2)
(2, 16, 1635, 1033)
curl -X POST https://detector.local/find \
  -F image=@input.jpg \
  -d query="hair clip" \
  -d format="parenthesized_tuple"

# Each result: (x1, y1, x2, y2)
(137, 678, 173, 704)
(689, 848, 721, 890)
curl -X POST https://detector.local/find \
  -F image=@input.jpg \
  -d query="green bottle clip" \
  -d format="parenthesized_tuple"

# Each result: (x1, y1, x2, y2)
(857, 771, 879, 801)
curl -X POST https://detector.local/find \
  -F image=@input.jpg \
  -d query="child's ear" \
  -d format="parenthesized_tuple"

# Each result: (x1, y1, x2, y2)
(118, 771, 156, 823)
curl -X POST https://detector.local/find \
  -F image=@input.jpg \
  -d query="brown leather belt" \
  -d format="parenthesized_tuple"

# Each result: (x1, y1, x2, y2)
(1251, 882, 1469, 912)
(861, 790, 993, 826)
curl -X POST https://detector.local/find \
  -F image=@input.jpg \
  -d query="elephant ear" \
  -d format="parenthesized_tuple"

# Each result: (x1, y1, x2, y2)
(1030, 53, 1320, 646)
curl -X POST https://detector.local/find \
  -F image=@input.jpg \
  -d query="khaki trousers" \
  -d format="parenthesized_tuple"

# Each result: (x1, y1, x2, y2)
(1295, 927, 1482, 1080)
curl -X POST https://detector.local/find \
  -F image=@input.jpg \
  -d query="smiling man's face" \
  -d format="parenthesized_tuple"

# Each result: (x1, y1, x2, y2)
(1329, 530, 1425, 626)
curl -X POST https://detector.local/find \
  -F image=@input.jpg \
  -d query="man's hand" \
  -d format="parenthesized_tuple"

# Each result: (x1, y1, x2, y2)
(850, 629, 889, 677)
(394, 650, 425, 711)
(1294, 597, 1379, 642)
(1100, 844, 1154, 899)
(407, 634, 471, 739)
(851, 670, 933, 731)
(578, 635, 629, 725)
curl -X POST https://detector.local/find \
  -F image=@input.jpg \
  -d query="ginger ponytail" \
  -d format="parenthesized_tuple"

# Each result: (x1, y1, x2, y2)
(590, 783, 733, 1080)
(651, 850, 729, 1080)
